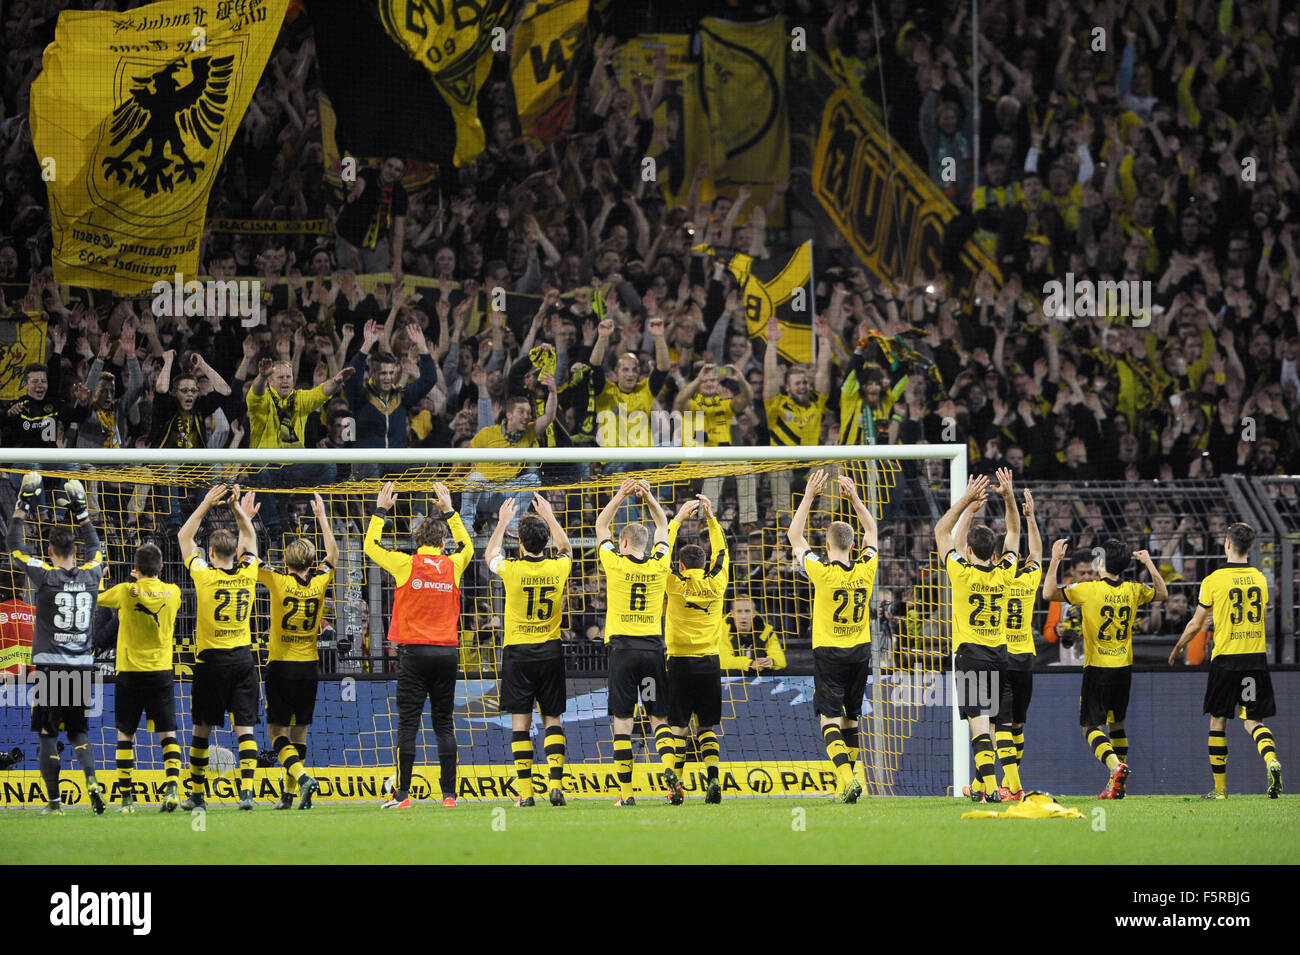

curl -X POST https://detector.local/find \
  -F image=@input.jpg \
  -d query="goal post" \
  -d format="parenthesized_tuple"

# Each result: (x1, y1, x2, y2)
(0, 443, 970, 803)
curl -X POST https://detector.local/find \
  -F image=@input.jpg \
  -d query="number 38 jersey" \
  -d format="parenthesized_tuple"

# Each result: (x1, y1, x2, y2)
(598, 539, 670, 648)
(1063, 578, 1155, 668)
(802, 548, 880, 649)
(259, 562, 335, 662)
(489, 553, 572, 646)
(186, 553, 259, 656)
(1198, 563, 1268, 668)
(945, 550, 1012, 652)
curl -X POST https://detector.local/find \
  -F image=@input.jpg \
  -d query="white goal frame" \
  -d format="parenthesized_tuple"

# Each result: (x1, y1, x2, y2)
(10, 443, 970, 796)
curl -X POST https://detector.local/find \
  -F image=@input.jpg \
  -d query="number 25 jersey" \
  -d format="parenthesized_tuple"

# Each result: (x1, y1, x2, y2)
(945, 551, 1012, 652)
(1062, 578, 1155, 668)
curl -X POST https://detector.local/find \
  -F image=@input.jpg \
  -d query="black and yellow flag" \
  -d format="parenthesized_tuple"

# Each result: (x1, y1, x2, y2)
(378, 0, 518, 168)
(694, 242, 813, 364)
(511, 0, 590, 144)
(30, 0, 288, 293)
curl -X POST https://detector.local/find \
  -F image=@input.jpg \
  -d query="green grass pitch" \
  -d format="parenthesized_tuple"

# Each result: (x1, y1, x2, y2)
(5, 795, 1298, 864)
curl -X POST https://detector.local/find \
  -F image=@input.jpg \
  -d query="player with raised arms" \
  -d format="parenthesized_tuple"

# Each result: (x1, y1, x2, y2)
(935, 470, 1019, 804)
(8, 475, 107, 815)
(178, 484, 262, 811)
(98, 542, 182, 813)
(252, 492, 336, 810)
(788, 470, 880, 804)
(1169, 522, 1282, 799)
(596, 478, 676, 807)
(664, 493, 729, 805)
(484, 493, 573, 808)
(366, 481, 473, 809)
(1044, 537, 1166, 799)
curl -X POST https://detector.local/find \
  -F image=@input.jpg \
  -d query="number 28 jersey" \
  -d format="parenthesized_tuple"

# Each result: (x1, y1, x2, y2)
(259, 562, 334, 662)
(186, 553, 259, 656)
(1063, 578, 1155, 668)
(598, 539, 670, 647)
(801, 548, 879, 649)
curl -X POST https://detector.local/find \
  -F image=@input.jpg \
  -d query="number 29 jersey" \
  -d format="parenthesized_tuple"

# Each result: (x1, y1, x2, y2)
(1062, 578, 1155, 668)
(259, 562, 335, 662)
(186, 553, 259, 656)
(801, 548, 879, 649)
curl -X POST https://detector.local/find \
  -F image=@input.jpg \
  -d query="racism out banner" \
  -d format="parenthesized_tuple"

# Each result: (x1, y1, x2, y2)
(511, 0, 591, 145)
(0, 762, 840, 806)
(29, 0, 288, 293)
(378, 0, 518, 168)
(696, 17, 789, 221)
(207, 218, 330, 235)
(812, 87, 997, 291)
(0, 314, 46, 400)
(694, 242, 813, 363)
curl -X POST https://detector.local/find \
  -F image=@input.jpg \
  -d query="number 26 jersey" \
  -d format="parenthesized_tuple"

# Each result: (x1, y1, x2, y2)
(186, 553, 259, 656)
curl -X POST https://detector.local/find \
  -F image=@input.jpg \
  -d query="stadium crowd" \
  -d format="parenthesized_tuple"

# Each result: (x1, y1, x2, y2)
(1, 0, 1297, 660)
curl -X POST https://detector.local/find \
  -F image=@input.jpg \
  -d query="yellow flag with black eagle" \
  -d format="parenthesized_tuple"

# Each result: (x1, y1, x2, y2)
(693, 242, 813, 364)
(30, 0, 288, 293)
(511, 0, 591, 144)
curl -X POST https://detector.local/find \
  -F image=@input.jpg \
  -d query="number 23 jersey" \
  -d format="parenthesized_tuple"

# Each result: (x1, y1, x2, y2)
(802, 548, 879, 649)
(186, 553, 259, 655)
(1063, 578, 1155, 668)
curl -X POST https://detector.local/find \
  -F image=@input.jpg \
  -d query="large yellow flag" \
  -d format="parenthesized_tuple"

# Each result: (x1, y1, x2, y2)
(511, 0, 590, 144)
(378, 0, 518, 168)
(694, 242, 813, 364)
(29, 0, 288, 293)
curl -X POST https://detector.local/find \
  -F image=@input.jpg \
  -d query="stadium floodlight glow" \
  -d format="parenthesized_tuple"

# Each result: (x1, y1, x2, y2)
(4, 442, 971, 798)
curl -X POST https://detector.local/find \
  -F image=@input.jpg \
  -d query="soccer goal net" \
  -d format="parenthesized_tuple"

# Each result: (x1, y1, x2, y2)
(0, 445, 969, 805)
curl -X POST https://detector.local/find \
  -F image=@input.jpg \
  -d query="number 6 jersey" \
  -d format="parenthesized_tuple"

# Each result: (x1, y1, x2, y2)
(1062, 577, 1156, 668)
(598, 538, 670, 647)
(802, 547, 880, 649)
(186, 552, 259, 655)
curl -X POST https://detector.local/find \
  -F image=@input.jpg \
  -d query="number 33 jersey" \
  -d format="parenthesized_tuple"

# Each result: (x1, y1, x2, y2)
(259, 561, 335, 662)
(186, 553, 260, 655)
(802, 547, 880, 649)
(1063, 578, 1156, 668)
(1199, 563, 1268, 667)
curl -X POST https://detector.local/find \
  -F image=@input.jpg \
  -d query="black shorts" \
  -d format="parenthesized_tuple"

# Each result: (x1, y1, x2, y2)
(191, 650, 260, 728)
(607, 643, 669, 719)
(667, 655, 722, 728)
(115, 670, 176, 735)
(395, 644, 459, 736)
(1079, 666, 1131, 727)
(29, 667, 95, 737)
(499, 643, 566, 717)
(1203, 664, 1276, 721)
(813, 644, 871, 720)
(265, 661, 319, 727)
(953, 643, 1007, 720)
(998, 665, 1033, 725)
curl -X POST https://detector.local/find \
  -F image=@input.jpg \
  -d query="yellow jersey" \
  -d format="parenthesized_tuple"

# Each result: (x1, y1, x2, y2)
(489, 553, 572, 646)
(258, 562, 334, 663)
(186, 553, 259, 655)
(597, 379, 658, 449)
(1062, 578, 1155, 668)
(721, 614, 786, 671)
(98, 577, 181, 672)
(665, 517, 729, 657)
(597, 538, 670, 644)
(687, 392, 734, 447)
(945, 550, 1012, 651)
(1001, 555, 1042, 663)
(471, 423, 539, 482)
(800, 547, 880, 649)
(766, 393, 826, 446)
(1199, 563, 1268, 666)
(246, 385, 328, 449)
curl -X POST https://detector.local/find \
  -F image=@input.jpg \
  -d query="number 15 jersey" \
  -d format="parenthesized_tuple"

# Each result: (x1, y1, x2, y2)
(1063, 578, 1155, 668)
(186, 553, 259, 656)
(598, 539, 670, 648)
(802, 548, 880, 649)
